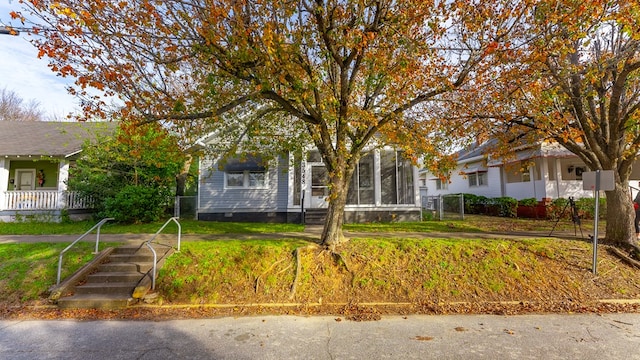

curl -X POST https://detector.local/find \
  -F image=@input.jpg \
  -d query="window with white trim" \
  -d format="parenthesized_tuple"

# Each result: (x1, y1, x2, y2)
(468, 171, 488, 187)
(436, 178, 448, 190)
(225, 170, 266, 188)
(223, 156, 267, 189)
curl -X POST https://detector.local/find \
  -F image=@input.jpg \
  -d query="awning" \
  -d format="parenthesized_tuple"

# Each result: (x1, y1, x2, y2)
(224, 156, 266, 172)
(487, 148, 542, 167)
(461, 166, 487, 174)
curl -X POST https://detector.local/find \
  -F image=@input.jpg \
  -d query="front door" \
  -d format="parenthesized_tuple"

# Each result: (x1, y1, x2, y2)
(16, 169, 35, 190)
(310, 165, 328, 208)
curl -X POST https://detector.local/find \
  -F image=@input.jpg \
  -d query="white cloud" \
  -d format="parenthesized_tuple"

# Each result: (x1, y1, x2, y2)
(0, 2, 80, 119)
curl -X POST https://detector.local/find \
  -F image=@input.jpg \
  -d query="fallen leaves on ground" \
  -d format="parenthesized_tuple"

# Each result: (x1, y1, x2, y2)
(2, 301, 640, 321)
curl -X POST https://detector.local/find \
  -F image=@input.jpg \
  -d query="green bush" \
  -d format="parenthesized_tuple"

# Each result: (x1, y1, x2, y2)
(68, 122, 185, 224)
(546, 197, 606, 221)
(462, 195, 606, 221)
(463, 194, 488, 214)
(422, 210, 435, 221)
(518, 198, 538, 207)
(488, 197, 518, 218)
(575, 197, 607, 220)
(101, 185, 170, 223)
(547, 198, 570, 220)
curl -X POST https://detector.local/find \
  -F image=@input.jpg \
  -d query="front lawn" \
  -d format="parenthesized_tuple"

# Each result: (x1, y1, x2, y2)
(0, 214, 602, 235)
(0, 219, 304, 235)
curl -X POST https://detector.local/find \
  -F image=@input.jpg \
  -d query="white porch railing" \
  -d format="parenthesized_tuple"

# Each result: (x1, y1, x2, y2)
(1, 190, 93, 210)
(65, 191, 94, 209)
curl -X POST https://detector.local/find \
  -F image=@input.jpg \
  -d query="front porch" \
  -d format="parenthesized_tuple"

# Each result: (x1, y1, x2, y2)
(1, 189, 94, 222)
(0, 156, 93, 221)
(1, 190, 92, 211)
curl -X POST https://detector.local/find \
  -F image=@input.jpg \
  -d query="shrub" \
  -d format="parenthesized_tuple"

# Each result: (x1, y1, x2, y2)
(547, 198, 570, 220)
(575, 197, 607, 220)
(545, 197, 606, 221)
(463, 194, 488, 214)
(518, 198, 538, 207)
(489, 197, 518, 218)
(68, 122, 185, 224)
(101, 185, 170, 223)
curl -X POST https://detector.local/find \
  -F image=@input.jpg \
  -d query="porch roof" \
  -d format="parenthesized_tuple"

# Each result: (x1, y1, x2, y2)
(0, 121, 116, 157)
(461, 166, 488, 174)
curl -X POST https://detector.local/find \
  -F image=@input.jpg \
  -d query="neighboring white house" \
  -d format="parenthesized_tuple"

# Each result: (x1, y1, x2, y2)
(0, 121, 115, 222)
(420, 141, 640, 201)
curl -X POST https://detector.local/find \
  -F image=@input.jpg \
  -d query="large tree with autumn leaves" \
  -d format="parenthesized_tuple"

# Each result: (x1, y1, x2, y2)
(465, 1, 640, 246)
(12, 0, 526, 248)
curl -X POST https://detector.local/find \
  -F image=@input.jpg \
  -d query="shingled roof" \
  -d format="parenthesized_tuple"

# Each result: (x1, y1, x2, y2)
(0, 121, 116, 157)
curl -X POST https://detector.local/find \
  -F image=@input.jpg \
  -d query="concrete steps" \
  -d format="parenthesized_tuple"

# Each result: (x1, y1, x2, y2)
(56, 294, 135, 309)
(305, 209, 328, 225)
(74, 282, 139, 295)
(56, 244, 173, 309)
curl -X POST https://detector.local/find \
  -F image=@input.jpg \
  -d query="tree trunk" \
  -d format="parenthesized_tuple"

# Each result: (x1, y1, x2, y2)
(175, 154, 193, 196)
(320, 172, 350, 250)
(605, 183, 636, 245)
(176, 173, 187, 196)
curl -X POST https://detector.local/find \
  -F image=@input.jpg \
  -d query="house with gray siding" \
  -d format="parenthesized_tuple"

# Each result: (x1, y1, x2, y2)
(197, 147, 421, 223)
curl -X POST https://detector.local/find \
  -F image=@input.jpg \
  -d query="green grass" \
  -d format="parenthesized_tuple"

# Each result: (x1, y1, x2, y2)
(0, 214, 600, 235)
(158, 239, 309, 303)
(0, 219, 304, 235)
(0, 242, 121, 303)
(343, 220, 483, 233)
(154, 236, 612, 305)
(0, 215, 619, 308)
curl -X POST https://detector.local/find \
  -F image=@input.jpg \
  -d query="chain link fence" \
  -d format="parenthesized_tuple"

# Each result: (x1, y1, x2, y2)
(174, 196, 197, 219)
(421, 194, 464, 221)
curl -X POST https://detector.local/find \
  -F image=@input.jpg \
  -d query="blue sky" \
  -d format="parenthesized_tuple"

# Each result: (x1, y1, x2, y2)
(0, 1, 80, 119)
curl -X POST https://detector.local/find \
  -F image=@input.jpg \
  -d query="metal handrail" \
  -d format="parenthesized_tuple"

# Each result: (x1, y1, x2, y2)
(145, 217, 181, 290)
(56, 218, 114, 285)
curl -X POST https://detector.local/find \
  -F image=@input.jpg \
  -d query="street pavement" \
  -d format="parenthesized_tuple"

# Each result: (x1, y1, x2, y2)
(1, 313, 639, 359)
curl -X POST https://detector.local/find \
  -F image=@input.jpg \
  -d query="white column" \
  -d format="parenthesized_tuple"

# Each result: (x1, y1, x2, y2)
(554, 158, 562, 198)
(0, 158, 7, 210)
(58, 160, 69, 209)
(540, 157, 549, 200)
(412, 164, 420, 206)
(374, 149, 381, 206)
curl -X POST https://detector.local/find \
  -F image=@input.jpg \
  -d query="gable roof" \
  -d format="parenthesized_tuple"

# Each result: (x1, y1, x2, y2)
(0, 121, 116, 157)
(456, 139, 497, 163)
